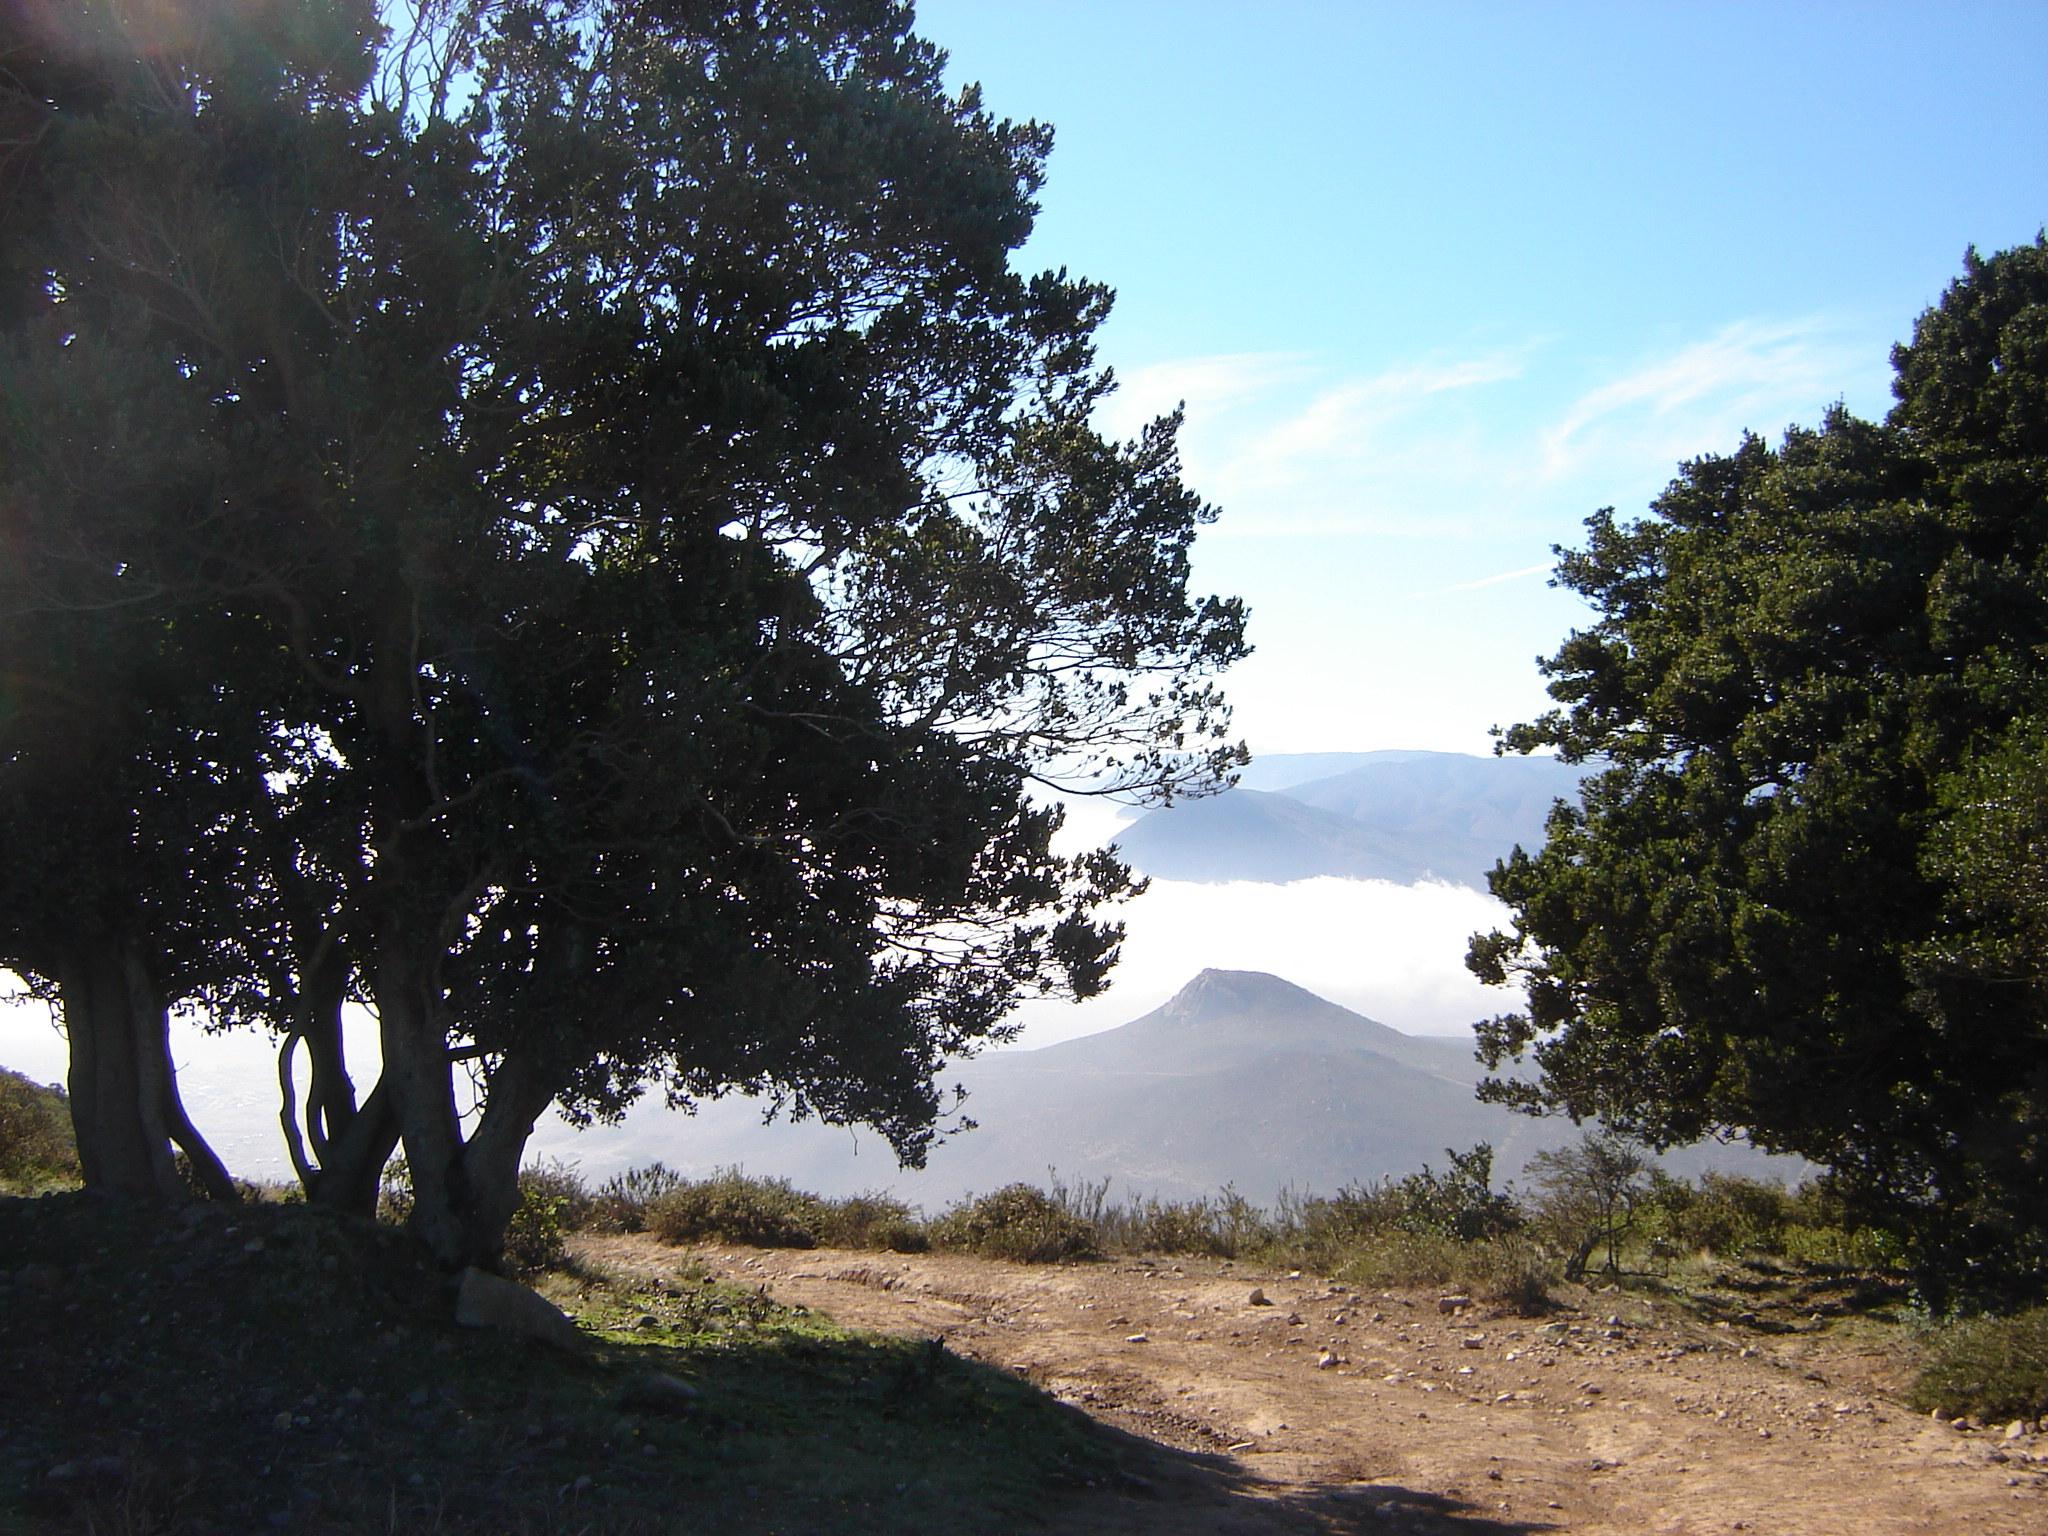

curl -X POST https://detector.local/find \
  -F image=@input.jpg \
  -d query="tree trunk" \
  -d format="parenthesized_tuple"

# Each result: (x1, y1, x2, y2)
(373, 921, 557, 1269)
(62, 940, 235, 1201)
(280, 955, 401, 1217)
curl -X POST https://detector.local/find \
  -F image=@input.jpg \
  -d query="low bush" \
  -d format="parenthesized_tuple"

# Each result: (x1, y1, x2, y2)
(1107, 1192, 1271, 1257)
(1910, 1308, 2048, 1423)
(503, 1162, 587, 1274)
(1780, 1222, 1906, 1270)
(648, 1169, 827, 1249)
(929, 1184, 1100, 1263)
(0, 1068, 80, 1193)
(1651, 1172, 1792, 1258)
(1325, 1230, 1556, 1311)
(588, 1162, 687, 1233)
(818, 1193, 928, 1253)
(1393, 1145, 1521, 1243)
(376, 1156, 413, 1225)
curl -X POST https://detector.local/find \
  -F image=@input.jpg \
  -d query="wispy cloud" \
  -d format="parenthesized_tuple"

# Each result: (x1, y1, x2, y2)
(1097, 352, 1314, 442)
(1425, 562, 1554, 596)
(1539, 318, 1865, 483)
(1098, 345, 1535, 541)
(1102, 318, 1881, 550)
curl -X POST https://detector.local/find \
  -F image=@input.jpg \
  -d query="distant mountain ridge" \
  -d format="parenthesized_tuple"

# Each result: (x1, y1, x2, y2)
(1113, 750, 1590, 888)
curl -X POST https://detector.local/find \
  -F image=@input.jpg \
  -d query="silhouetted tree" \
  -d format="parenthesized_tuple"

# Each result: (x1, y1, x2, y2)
(1470, 239, 2048, 1307)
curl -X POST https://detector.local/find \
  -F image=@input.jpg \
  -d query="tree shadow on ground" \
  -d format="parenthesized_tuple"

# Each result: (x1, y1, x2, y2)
(1038, 1409, 1559, 1535)
(3, 1193, 1558, 1534)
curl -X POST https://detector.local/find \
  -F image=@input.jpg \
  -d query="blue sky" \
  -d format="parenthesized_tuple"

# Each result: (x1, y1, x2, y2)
(920, 0, 2048, 754)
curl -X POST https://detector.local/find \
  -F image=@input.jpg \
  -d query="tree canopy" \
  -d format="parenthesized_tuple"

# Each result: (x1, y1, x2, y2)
(0, 0, 1247, 1265)
(1468, 238, 2048, 1307)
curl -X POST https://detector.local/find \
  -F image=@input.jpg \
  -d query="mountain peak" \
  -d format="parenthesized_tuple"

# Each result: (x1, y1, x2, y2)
(1152, 968, 1371, 1033)
(1163, 969, 1320, 1022)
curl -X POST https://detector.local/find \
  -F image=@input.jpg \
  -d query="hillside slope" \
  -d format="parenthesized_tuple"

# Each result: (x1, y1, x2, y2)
(1114, 751, 1589, 889)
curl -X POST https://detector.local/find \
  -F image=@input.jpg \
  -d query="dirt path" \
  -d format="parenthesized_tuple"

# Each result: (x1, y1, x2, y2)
(575, 1235, 2046, 1534)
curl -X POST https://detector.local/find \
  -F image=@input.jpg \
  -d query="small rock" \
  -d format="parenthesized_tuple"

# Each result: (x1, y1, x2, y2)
(1286, 1312, 1304, 1326)
(1248, 1288, 1270, 1306)
(634, 1314, 660, 1331)
(1437, 1294, 1473, 1314)
(454, 1268, 582, 1351)
(1125, 1332, 1149, 1344)
(2007, 1420, 2030, 1441)
(47, 1456, 127, 1484)
(1461, 1334, 1486, 1350)
(616, 1370, 699, 1416)
(1315, 1350, 1339, 1370)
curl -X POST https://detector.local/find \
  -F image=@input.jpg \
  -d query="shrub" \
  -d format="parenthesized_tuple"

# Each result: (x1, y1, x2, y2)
(0, 1068, 79, 1192)
(1910, 1308, 2048, 1423)
(1523, 1133, 1654, 1280)
(1781, 1222, 1906, 1270)
(1393, 1144, 1523, 1243)
(504, 1165, 578, 1274)
(588, 1162, 687, 1233)
(1068, 1184, 1273, 1259)
(377, 1156, 413, 1225)
(1122, 1200, 1225, 1256)
(647, 1169, 825, 1248)
(1267, 1182, 1407, 1271)
(1656, 1172, 1792, 1257)
(1475, 1237, 1561, 1315)
(818, 1193, 928, 1253)
(929, 1184, 1100, 1263)
(1328, 1229, 1556, 1312)
(517, 1160, 592, 1232)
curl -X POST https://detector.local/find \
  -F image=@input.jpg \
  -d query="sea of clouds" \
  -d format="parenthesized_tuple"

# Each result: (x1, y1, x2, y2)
(0, 871, 1512, 1184)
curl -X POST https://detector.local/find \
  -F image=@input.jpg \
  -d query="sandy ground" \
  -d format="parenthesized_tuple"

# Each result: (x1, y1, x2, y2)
(576, 1234, 2047, 1535)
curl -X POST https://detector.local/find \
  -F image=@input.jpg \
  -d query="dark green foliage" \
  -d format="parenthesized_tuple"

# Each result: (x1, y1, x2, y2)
(1392, 1144, 1522, 1243)
(596, 1167, 925, 1251)
(0, 1068, 80, 1191)
(1911, 1309, 2048, 1423)
(1471, 239, 2048, 1309)
(928, 1184, 1102, 1263)
(0, 0, 1247, 1265)
(1645, 1172, 1793, 1258)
